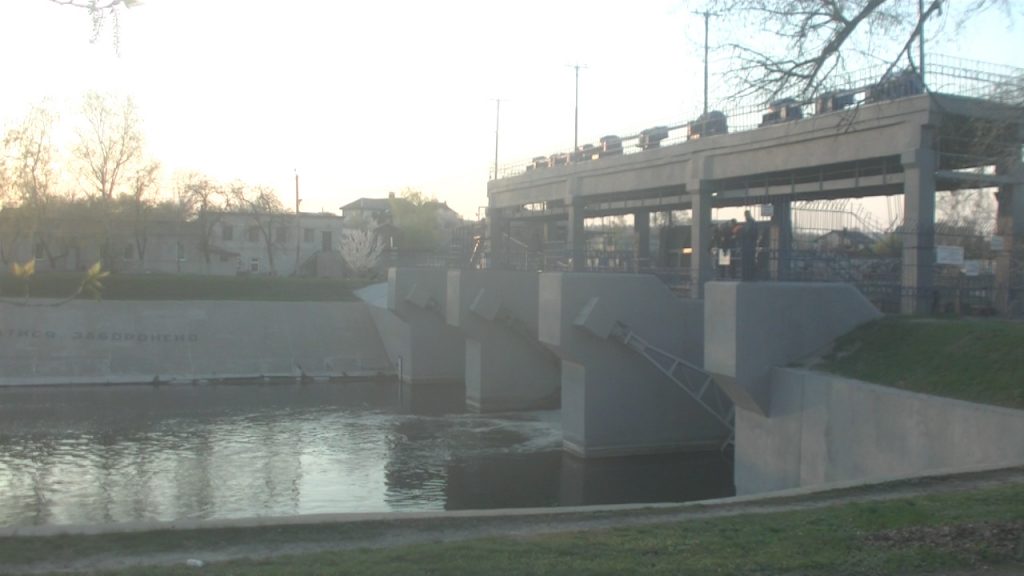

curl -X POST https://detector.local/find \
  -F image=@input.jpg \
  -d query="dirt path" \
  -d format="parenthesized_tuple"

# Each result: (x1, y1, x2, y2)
(6, 465, 1024, 575)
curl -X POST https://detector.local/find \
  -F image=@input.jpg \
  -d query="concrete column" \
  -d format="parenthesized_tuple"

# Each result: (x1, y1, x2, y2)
(769, 199, 792, 281)
(689, 184, 713, 298)
(994, 155, 1024, 315)
(901, 145, 937, 314)
(486, 207, 507, 270)
(567, 196, 586, 272)
(633, 211, 651, 271)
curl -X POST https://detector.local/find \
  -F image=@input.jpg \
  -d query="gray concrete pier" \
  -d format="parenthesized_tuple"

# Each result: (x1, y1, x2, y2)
(538, 273, 730, 457)
(446, 269, 560, 412)
(383, 268, 465, 387)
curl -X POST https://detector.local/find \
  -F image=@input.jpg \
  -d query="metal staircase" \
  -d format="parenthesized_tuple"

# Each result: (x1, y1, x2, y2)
(608, 322, 734, 438)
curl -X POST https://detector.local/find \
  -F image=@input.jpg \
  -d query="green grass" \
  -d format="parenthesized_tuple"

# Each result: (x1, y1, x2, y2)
(817, 316, 1024, 409)
(3, 482, 1023, 575)
(0, 272, 369, 302)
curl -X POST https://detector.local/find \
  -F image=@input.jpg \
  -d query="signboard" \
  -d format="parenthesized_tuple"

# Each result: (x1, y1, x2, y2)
(963, 260, 981, 277)
(760, 204, 774, 218)
(936, 245, 964, 266)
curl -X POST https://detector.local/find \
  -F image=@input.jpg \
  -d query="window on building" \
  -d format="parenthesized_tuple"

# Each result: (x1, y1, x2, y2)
(303, 228, 314, 243)
(34, 242, 45, 261)
(322, 230, 333, 252)
(276, 227, 289, 243)
(123, 243, 134, 260)
(177, 242, 186, 262)
(250, 257, 260, 273)
(222, 224, 234, 241)
(248, 227, 260, 242)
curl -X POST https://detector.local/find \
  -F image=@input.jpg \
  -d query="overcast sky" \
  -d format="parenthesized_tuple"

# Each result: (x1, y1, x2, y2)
(1, 0, 1021, 218)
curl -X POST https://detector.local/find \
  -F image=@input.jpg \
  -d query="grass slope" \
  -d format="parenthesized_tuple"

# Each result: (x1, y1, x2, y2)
(817, 317, 1024, 410)
(2, 482, 1023, 575)
(0, 273, 364, 302)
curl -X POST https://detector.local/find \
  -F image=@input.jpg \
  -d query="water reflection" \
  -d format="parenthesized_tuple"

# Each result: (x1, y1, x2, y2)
(0, 382, 732, 527)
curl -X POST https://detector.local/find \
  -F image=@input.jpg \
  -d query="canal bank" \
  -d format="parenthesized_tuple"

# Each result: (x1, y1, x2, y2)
(2, 464, 1022, 575)
(0, 299, 393, 385)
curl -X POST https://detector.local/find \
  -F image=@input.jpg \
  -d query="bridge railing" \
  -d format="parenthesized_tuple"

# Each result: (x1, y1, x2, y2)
(494, 54, 1023, 181)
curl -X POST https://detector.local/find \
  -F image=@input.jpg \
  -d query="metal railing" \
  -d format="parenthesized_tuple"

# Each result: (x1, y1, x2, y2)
(494, 54, 1023, 180)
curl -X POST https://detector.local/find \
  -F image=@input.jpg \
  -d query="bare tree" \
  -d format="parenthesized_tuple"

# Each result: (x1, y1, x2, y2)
(124, 160, 160, 267)
(231, 184, 287, 275)
(176, 172, 224, 270)
(339, 228, 384, 278)
(75, 92, 144, 201)
(0, 106, 65, 268)
(709, 0, 1014, 101)
(48, 0, 140, 47)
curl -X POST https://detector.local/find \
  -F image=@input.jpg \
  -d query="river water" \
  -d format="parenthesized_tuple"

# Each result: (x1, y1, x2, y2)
(0, 381, 733, 528)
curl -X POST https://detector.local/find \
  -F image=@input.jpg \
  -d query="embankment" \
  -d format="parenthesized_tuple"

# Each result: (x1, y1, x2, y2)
(0, 299, 393, 385)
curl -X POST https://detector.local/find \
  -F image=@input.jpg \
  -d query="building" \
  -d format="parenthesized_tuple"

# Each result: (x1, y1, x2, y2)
(0, 208, 347, 277)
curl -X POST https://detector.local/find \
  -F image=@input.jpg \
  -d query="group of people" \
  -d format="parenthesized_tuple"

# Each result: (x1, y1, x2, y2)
(712, 210, 769, 281)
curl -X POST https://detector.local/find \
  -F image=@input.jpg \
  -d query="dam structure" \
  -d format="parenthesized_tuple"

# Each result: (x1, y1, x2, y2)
(389, 59, 1024, 488)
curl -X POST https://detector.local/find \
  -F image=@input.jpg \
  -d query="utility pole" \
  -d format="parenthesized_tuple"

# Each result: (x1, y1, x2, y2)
(918, 0, 926, 84)
(694, 10, 716, 118)
(294, 170, 301, 273)
(493, 98, 501, 180)
(569, 64, 587, 151)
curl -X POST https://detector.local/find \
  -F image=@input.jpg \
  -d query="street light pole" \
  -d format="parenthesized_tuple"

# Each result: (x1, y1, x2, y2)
(493, 98, 501, 180)
(694, 10, 716, 118)
(569, 64, 586, 151)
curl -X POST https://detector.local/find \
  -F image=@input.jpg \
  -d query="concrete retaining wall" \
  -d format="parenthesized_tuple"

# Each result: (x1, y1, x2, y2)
(0, 299, 393, 385)
(704, 281, 881, 415)
(736, 367, 1024, 494)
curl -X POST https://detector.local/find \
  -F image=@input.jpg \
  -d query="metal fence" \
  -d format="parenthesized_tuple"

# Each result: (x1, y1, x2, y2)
(494, 54, 1023, 180)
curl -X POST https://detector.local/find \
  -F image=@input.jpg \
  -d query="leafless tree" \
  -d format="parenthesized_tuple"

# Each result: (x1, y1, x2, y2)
(123, 160, 160, 267)
(176, 172, 225, 270)
(48, 0, 140, 47)
(74, 92, 144, 201)
(339, 228, 384, 278)
(0, 106, 65, 268)
(231, 184, 287, 275)
(708, 0, 1015, 101)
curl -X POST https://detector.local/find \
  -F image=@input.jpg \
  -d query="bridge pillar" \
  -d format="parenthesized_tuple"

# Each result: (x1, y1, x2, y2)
(486, 207, 509, 269)
(769, 200, 792, 281)
(446, 269, 560, 412)
(634, 211, 651, 270)
(385, 268, 466, 410)
(901, 145, 937, 314)
(689, 185, 713, 298)
(995, 154, 1024, 315)
(568, 196, 586, 271)
(539, 273, 727, 457)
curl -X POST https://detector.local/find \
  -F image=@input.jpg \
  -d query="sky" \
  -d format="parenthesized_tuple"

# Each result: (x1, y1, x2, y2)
(1, 0, 1022, 219)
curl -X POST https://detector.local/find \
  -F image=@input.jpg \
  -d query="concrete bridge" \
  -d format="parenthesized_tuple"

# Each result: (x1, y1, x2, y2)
(377, 68, 1024, 493)
(487, 90, 1024, 315)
